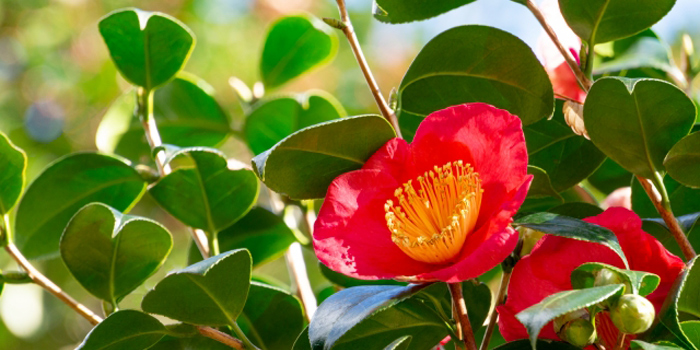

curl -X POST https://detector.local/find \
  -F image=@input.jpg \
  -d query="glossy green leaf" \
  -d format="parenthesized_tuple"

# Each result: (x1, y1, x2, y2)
(558, 0, 675, 46)
(99, 8, 194, 90)
(632, 176, 700, 218)
(423, 280, 492, 334)
(516, 284, 624, 350)
(97, 75, 231, 163)
(384, 336, 411, 350)
(547, 202, 604, 220)
(682, 322, 700, 349)
(665, 132, 700, 188)
(238, 282, 305, 350)
(678, 258, 700, 319)
(253, 115, 396, 199)
(0, 132, 26, 215)
(141, 249, 252, 327)
(642, 212, 700, 256)
(398, 25, 553, 140)
(309, 283, 450, 350)
(150, 148, 259, 233)
(261, 15, 337, 89)
(493, 339, 581, 350)
(630, 340, 684, 350)
(584, 77, 696, 178)
(571, 262, 660, 296)
(515, 212, 628, 268)
(320, 264, 406, 288)
(372, 0, 476, 24)
(245, 91, 346, 155)
(77, 310, 168, 350)
(527, 166, 563, 201)
(293, 328, 312, 350)
(15, 153, 146, 259)
(189, 207, 295, 266)
(524, 101, 605, 192)
(149, 327, 230, 350)
(60, 203, 172, 303)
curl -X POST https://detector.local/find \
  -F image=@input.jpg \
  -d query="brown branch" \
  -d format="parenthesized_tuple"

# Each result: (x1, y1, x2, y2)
(4, 243, 103, 325)
(479, 270, 512, 350)
(197, 326, 245, 350)
(449, 283, 478, 350)
(525, 0, 592, 91)
(332, 0, 403, 138)
(636, 176, 696, 260)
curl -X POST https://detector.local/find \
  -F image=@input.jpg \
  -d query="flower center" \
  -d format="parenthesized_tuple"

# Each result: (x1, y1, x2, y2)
(384, 160, 483, 264)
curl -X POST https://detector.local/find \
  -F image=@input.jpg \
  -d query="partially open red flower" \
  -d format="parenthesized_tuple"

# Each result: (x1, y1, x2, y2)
(497, 207, 685, 349)
(313, 103, 531, 282)
(536, 0, 586, 104)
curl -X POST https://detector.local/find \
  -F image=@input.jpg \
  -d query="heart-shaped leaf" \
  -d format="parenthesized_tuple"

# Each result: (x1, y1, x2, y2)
(99, 8, 194, 90)
(515, 212, 628, 268)
(15, 153, 147, 259)
(238, 282, 305, 350)
(558, 0, 676, 46)
(372, 0, 476, 24)
(585, 77, 696, 179)
(245, 91, 345, 155)
(97, 75, 231, 162)
(398, 25, 553, 140)
(665, 132, 700, 188)
(188, 207, 295, 267)
(253, 115, 396, 199)
(77, 310, 168, 350)
(0, 132, 26, 216)
(571, 262, 660, 296)
(60, 203, 172, 303)
(141, 249, 252, 327)
(150, 147, 259, 233)
(516, 284, 625, 350)
(261, 15, 337, 89)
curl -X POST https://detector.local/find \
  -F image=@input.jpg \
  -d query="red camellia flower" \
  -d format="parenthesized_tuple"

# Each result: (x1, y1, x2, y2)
(313, 103, 531, 282)
(498, 207, 685, 349)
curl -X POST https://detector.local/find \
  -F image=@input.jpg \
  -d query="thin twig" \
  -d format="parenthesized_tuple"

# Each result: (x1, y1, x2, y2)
(4, 243, 103, 325)
(332, 0, 403, 138)
(636, 175, 696, 260)
(286, 243, 318, 321)
(136, 88, 211, 258)
(480, 270, 512, 350)
(197, 326, 245, 349)
(449, 283, 478, 350)
(525, 0, 592, 91)
(614, 332, 626, 350)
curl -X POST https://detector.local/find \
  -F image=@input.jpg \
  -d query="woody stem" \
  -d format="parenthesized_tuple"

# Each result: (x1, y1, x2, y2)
(449, 283, 478, 350)
(480, 270, 512, 350)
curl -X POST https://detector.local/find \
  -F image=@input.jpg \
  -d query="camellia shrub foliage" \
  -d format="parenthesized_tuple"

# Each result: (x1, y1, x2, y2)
(1, 0, 700, 350)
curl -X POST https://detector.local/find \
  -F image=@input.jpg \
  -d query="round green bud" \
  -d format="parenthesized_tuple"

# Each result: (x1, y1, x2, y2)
(557, 318, 597, 348)
(610, 294, 655, 334)
(594, 268, 624, 287)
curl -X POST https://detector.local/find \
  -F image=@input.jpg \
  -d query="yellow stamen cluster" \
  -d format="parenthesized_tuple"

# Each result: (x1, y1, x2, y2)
(385, 160, 483, 264)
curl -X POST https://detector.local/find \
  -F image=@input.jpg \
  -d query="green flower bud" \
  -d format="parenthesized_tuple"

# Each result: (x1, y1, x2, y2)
(594, 268, 624, 287)
(558, 318, 597, 348)
(519, 227, 545, 256)
(610, 294, 655, 334)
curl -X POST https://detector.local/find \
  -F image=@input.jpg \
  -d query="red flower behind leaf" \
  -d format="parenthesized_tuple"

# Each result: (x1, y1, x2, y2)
(313, 103, 532, 282)
(497, 207, 685, 349)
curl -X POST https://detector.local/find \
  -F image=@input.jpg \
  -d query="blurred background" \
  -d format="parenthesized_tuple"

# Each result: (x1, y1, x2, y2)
(0, 0, 698, 348)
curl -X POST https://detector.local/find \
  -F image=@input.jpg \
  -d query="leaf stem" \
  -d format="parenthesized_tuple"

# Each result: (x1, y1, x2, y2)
(636, 175, 696, 260)
(135, 87, 212, 259)
(525, 0, 592, 91)
(197, 326, 245, 350)
(331, 0, 403, 138)
(449, 283, 478, 350)
(229, 322, 260, 350)
(479, 270, 512, 350)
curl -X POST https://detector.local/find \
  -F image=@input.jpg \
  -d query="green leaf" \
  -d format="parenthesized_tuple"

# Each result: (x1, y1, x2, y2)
(384, 336, 412, 350)
(309, 283, 450, 350)
(189, 207, 295, 267)
(253, 115, 396, 199)
(238, 282, 305, 350)
(642, 212, 700, 256)
(0, 132, 26, 215)
(141, 249, 252, 327)
(632, 176, 700, 218)
(527, 166, 563, 201)
(97, 75, 231, 163)
(60, 203, 172, 303)
(150, 148, 259, 233)
(558, 0, 676, 46)
(99, 8, 195, 90)
(516, 284, 625, 350)
(570, 262, 660, 296)
(293, 328, 312, 350)
(587, 158, 632, 194)
(245, 91, 346, 155)
(514, 212, 628, 268)
(631, 340, 684, 350)
(493, 339, 581, 350)
(678, 258, 700, 319)
(665, 132, 700, 188)
(398, 25, 553, 140)
(372, 0, 476, 24)
(320, 264, 406, 288)
(682, 322, 700, 349)
(584, 77, 696, 179)
(15, 153, 147, 259)
(77, 310, 168, 350)
(261, 15, 337, 89)
(594, 30, 676, 77)
(524, 101, 606, 192)
(547, 202, 604, 220)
